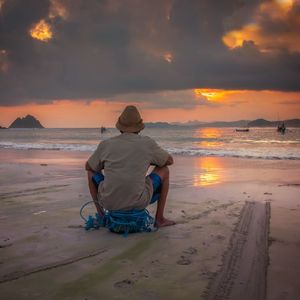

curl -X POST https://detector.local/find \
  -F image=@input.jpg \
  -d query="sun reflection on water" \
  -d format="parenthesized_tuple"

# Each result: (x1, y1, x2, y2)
(194, 128, 223, 148)
(193, 156, 223, 187)
(195, 128, 222, 139)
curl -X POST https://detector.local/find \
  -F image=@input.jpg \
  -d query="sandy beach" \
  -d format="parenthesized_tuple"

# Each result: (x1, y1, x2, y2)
(0, 148, 299, 300)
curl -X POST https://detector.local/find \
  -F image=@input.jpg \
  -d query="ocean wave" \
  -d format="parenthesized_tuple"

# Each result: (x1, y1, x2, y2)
(0, 142, 97, 152)
(1, 141, 299, 160)
(166, 147, 300, 160)
(230, 139, 300, 144)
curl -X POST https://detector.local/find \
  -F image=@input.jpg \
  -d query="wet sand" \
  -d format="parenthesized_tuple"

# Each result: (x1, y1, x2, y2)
(0, 149, 299, 299)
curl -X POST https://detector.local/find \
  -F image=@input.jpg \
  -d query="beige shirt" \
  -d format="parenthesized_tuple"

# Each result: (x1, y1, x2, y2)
(87, 133, 169, 211)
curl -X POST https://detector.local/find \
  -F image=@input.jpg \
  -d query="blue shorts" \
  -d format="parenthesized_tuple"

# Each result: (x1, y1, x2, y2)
(148, 173, 162, 204)
(92, 172, 104, 186)
(92, 172, 162, 204)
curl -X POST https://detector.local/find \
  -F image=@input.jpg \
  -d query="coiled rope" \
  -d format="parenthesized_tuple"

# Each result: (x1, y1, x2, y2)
(80, 201, 155, 237)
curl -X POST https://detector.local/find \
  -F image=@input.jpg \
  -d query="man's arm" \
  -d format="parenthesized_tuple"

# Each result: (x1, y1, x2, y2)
(86, 161, 104, 216)
(149, 137, 174, 167)
(86, 162, 97, 201)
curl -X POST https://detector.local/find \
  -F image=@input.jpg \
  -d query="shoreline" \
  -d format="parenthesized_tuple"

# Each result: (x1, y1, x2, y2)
(0, 149, 299, 299)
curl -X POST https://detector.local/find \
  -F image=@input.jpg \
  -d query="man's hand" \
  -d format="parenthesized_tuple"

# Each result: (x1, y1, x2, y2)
(85, 161, 93, 171)
(165, 155, 174, 166)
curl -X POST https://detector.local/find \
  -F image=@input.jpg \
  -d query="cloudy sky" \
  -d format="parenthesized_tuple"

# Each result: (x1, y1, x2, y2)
(0, 0, 299, 127)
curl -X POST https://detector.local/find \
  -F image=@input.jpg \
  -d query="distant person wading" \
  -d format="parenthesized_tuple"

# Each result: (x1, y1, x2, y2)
(85, 105, 176, 227)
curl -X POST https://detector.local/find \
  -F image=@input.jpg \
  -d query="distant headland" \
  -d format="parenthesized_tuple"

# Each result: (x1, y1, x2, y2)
(9, 115, 44, 129)
(1, 117, 299, 129)
(147, 118, 300, 128)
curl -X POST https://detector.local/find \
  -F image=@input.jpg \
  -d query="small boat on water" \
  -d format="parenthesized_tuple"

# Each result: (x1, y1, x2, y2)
(235, 128, 249, 132)
(277, 122, 286, 134)
(235, 121, 249, 132)
(100, 126, 107, 134)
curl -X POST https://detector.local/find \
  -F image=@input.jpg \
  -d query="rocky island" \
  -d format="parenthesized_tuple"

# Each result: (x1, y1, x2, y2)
(9, 115, 44, 128)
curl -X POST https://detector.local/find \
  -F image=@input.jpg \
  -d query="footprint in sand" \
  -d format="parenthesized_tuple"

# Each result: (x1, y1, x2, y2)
(216, 234, 225, 240)
(193, 225, 203, 229)
(177, 247, 198, 265)
(177, 256, 192, 265)
(199, 270, 216, 279)
(183, 247, 198, 255)
(114, 279, 134, 288)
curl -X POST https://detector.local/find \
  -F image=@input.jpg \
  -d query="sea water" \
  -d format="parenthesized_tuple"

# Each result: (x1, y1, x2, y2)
(0, 127, 299, 160)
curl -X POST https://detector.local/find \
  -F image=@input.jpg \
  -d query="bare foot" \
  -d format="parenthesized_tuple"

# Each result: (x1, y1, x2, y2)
(155, 217, 176, 227)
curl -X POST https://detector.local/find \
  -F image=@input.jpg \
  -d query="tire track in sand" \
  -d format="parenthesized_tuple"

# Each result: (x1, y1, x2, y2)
(204, 201, 270, 300)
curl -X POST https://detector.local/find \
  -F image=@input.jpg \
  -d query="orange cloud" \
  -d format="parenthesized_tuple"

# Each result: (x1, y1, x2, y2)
(165, 0, 173, 21)
(30, 19, 53, 42)
(223, 0, 300, 53)
(194, 89, 244, 101)
(223, 24, 260, 50)
(0, 49, 8, 72)
(0, 0, 5, 12)
(261, 0, 294, 18)
(49, 0, 68, 20)
(163, 52, 173, 63)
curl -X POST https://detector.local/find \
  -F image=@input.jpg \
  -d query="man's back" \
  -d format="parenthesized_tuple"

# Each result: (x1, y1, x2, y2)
(88, 133, 169, 211)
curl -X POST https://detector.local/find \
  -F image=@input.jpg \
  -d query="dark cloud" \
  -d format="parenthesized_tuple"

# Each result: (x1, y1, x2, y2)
(109, 90, 212, 109)
(0, 0, 299, 106)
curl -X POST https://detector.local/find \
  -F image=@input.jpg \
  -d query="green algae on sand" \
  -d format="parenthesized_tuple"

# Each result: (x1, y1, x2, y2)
(54, 234, 154, 299)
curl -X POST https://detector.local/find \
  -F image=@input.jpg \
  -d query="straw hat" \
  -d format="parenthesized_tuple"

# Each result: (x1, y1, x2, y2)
(116, 105, 145, 133)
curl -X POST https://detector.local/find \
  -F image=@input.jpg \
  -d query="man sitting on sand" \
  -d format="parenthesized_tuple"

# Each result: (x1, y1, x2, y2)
(85, 105, 175, 227)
